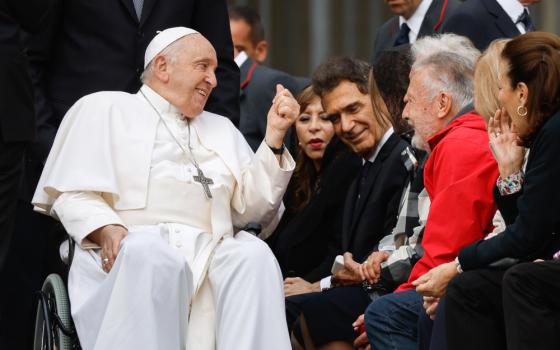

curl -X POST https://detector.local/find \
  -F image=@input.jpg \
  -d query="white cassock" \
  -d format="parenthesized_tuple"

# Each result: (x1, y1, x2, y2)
(32, 85, 294, 350)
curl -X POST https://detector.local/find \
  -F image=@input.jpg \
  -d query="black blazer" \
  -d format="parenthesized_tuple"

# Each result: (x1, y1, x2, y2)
(441, 0, 522, 51)
(342, 133, 410, 262)
(239, 57, 301, 151)
(371, 0, 461, 63)
(0, 0, 50, 142)
(267, 140, 361, 282)
(460, 110, 560, 270)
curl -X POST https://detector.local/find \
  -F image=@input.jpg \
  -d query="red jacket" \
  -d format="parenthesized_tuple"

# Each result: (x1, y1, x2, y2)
(397, 112, 498, 291)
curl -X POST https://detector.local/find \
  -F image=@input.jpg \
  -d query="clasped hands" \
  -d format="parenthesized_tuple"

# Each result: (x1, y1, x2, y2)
(284, 251, 390, 297)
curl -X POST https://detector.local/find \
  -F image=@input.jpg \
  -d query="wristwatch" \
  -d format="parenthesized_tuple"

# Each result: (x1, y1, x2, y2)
(266, 142, 285, 155)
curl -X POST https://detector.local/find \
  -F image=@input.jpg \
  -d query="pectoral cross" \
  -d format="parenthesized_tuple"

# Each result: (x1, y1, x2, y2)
(193, 167, 214, 199)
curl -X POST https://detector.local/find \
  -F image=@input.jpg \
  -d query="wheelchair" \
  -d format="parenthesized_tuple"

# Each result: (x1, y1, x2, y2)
(34, 236, 81, 350)
(32, 223, 261, 349)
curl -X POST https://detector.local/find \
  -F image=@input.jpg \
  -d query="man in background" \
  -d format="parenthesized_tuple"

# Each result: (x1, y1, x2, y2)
(441, 0, 540, 50)
(371, 0, 461, 63)
(229, 5, 302, 151)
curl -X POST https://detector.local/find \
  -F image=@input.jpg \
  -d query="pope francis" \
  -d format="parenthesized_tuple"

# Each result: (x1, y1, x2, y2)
(32, 27, 297, 350)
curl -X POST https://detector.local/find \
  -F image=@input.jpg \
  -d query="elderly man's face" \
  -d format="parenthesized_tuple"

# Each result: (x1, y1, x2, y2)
(323, 80, 380, 158)
(402, 68, 440, 151)
(167, 35, 218, 118)
(384, 0, 422, 18)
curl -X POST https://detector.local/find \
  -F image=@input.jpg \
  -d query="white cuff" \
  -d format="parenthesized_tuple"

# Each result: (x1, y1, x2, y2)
(52, 191, 125, 248)
(320, 276, 332, 291)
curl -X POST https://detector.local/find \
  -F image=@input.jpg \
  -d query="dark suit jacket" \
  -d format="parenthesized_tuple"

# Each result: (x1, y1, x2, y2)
(267, 140, 361, 282)
(460, 110, 560, 270)
(342, 133, 410, 262)
(0, 0, 50, 142)
(371, 0, 461, 63)
(441, 0, 522, 51)
(239, 57, 301, 151)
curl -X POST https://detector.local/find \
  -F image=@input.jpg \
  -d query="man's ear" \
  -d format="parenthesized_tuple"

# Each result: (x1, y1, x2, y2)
(436, 92, 453, 120)
(254, 40, 268, 63)
(152, 55, 170, 83)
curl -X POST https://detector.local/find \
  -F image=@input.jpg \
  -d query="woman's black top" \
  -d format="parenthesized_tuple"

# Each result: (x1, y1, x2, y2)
(459, 110, 560, 270)
(266, 140, 361, 282)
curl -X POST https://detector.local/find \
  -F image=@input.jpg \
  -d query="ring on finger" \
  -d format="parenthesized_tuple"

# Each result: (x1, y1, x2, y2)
(102, 257, 110, 265)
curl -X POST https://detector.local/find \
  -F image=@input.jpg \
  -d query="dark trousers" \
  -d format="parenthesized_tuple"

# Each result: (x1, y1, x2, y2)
(446, 263, 560, 350)
(365, 289, 423, 350)
(287, 286, 371, 346)
(446, 268, 507, 350)
(502, 261, 560, 350)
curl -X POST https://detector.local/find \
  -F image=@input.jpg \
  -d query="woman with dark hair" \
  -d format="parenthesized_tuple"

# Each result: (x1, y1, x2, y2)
(266, 86, 360, 287)
(412, 31, 560, 350)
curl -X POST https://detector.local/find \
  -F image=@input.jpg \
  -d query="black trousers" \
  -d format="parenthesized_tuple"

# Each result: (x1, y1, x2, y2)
(286, 286, 371, 346)
(502, 261, 560, 350)
(446, 263, 560, 350)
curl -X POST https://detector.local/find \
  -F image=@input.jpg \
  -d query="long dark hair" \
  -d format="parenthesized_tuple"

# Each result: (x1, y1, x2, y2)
(291, 86, 322, 213)
(502, 32, 560, 145)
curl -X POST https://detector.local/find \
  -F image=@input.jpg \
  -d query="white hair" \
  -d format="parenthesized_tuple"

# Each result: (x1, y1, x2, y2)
(411, 34, 481, 110)
(412, 33, 480, 67)
(140, 37, 190, 83)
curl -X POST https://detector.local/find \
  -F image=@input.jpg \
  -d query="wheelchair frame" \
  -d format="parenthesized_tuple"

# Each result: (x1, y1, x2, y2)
(34, 237, 81, 350)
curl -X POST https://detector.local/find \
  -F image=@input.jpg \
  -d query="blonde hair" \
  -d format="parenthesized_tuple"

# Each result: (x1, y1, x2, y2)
(474, 39, 510, 121)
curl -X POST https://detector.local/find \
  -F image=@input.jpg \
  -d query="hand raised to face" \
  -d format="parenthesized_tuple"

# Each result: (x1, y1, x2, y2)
(488, 107, 526, 178)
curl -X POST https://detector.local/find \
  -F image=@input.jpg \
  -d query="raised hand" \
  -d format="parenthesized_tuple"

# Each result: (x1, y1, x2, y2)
(488, 107, 526, 178)
(265, 84, 299, 148)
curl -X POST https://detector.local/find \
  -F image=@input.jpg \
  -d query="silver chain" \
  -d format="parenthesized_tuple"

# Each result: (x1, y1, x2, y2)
(140, 90, 213, 198)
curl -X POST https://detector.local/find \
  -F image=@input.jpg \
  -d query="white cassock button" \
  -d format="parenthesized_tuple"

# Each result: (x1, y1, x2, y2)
(175, 228, 180, 234)
(175, 241, 182, 248)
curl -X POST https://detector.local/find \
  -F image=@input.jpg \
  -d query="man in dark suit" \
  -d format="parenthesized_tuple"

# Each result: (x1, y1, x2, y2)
(229, 5, 301, 151)
(441, 0, 539, 51)
(0, 1, 52, 346)
(285, 57, 412, 349)
(371, 0, 461, 63)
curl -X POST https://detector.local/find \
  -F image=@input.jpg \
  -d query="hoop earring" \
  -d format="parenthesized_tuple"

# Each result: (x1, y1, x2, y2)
(517, 105, 528, 117)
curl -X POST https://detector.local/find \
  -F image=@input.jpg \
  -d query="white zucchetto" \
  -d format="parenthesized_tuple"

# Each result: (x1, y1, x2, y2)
(144, 27, 200, 68)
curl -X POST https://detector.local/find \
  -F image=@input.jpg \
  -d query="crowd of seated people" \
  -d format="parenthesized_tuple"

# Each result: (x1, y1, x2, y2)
(11, 5, 560, 347)
(274, 31, 560, 350)
(266, 86, 361, 286)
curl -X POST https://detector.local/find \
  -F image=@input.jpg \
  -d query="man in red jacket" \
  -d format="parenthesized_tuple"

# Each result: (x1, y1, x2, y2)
(362, 37, 499, 350)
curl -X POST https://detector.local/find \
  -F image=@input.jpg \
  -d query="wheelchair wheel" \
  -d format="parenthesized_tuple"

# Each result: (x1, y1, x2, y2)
(34, 274, 76, 350)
